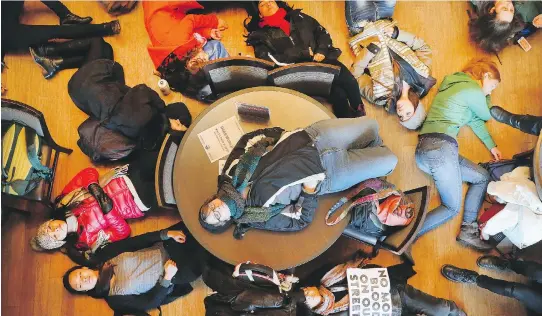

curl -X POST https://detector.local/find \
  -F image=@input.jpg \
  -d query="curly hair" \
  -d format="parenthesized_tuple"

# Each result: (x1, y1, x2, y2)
(243, 1, 294, 34)
(468, 1, 524, 53)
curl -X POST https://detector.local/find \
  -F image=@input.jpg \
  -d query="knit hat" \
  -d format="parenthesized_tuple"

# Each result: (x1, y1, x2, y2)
(165, 102, 192, 127)
(198, 194, 235, 234)
(400, 101, 426, 130)
(30, 220, 66, 251)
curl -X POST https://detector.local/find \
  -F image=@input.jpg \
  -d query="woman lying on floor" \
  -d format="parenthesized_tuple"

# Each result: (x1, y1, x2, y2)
(469, 0, 542, 53)
(62, 222, 209, 315)
(346, 0, 435, 130)
(203, 252, 466, 315)
(244, 0, 366, 118)
(199, 117, 398, 239)
(143, 1, 230, 102)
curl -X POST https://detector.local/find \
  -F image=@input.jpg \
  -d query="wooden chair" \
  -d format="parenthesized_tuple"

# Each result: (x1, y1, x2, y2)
(155, 134, 178, 210)
(1, 98, 72, 215)
(267, 62, 341, 98)
(341, 186, 430, 263)
(203, 57, 275, 98)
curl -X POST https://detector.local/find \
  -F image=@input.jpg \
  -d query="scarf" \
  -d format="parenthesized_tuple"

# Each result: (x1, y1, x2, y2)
(259, 8, 290, 36)
(218, 136, 285, 224)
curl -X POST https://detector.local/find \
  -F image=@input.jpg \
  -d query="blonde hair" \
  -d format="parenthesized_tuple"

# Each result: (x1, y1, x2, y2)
(462, 58, 501, 82)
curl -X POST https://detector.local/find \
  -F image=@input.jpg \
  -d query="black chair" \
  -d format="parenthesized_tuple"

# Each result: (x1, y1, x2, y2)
(203, 57, 275, 98)
(155, 134, 178, 210)
(535, 132, 541, 199)
(1, 98, 72, 215)
(268, 62, 341, 98)
(341, 186, 430, 263)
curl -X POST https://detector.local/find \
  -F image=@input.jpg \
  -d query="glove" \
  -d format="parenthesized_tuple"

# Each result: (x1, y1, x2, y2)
(87, 183, 113, 214)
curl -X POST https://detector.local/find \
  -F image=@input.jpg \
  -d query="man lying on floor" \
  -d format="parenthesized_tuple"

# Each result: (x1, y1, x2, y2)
(199, 117, 398, 239)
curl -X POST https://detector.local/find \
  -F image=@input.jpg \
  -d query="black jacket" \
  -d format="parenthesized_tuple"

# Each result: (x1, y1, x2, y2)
(221, 128, 323, 237)
(68, 59, 168, 162)
(69, 222, 208, 315)
(246, 9, 341, 65)
(202, 258, 303, 315)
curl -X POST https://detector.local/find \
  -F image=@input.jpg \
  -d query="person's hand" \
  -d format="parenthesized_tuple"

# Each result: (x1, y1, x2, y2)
(382, 25, 395, 37)
(533, 14, 542, 28)
(210, 29, 223, 40)
(163, 260, 178, 280)
(313, 53, 325, 62)
(303, 179, 319, 193)
(167, 230, 186, 243)
(217, 18, 228, 31)
(490, 147, 502, 161)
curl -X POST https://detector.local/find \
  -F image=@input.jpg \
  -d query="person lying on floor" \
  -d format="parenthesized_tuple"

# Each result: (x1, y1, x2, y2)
(68, 56, 191, 162)
(244, 0, 365, 118)
(202, 252, 466, 316)
(62, 222, 209, 315)
(199, 117, 398, 239)
(442, 255, 542, 315)
(143, 1, 229, 102)
(30, 166, 148, 259)
(469, 0, 542, 53)
(346, 0, 434, 130)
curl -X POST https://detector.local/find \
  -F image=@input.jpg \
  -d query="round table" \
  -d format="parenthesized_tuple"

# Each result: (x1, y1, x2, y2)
(173, 87, 349, 270)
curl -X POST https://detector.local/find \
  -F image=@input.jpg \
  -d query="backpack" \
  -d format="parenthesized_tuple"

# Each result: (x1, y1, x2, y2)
(1, 122, 52, 196)
(326, 179, 414, 239)
(479, 151, 532, 182)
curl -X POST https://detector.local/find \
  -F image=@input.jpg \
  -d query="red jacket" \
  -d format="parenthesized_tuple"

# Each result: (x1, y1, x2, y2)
(61, 168, 145, 250)
(143, 1, 219, 68)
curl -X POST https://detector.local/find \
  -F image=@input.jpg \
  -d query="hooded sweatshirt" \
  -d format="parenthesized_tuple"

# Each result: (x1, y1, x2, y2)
(419, 72, 496, 150)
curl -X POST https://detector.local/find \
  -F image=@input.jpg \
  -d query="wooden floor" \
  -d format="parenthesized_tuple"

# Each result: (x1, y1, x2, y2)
(2, 1, 541, 315)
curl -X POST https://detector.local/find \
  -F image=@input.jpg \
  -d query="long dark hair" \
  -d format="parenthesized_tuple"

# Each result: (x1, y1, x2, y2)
(243, 1, 294, 34)
(468, 1, 524, 53)
(63, 263, 114, 299)
(389, 60, 420, 113)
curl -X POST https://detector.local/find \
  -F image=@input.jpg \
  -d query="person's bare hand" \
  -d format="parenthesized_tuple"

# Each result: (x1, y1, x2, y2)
(313, 53, 325, 62)
(210, 29, 223, 40)
(217, 18, 228, 31)
(164, 260, 178, 280)
(167, 230, 186, 243)
(533, 14, 542, 28)
(490, 147, 503, 161)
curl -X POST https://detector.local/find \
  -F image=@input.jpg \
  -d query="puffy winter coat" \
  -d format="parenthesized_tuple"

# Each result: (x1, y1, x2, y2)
(59, 169, 146, 250)
(143, 1, 219, 68)
(68, 59, 168, 162)
(246, 9, 341, 65)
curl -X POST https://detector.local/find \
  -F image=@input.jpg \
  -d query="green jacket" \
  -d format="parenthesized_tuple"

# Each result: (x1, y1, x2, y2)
(420, 72, 496, 150)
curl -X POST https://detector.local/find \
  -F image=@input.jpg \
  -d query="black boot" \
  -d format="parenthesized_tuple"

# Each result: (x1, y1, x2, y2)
(456, 222, 493, 252)
(490, 106, 542, 136)
(87, 183, 114, 214)
(477, 255, 511, 272)
(29, 47, 62, 79)
(441, 265, 479, 284)
(60, 13, 93, 25)
(33, 39, 91, 57)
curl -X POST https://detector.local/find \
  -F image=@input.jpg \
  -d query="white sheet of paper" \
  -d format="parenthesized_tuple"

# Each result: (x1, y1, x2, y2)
(347, 268, 392, 316)
(198, 116, 244, 163)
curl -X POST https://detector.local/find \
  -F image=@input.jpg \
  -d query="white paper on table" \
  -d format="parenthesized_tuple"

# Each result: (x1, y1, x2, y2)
(347, 268, 392, 316)
(197, 116, 244, 163)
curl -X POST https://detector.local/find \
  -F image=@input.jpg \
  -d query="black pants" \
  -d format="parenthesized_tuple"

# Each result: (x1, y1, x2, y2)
(324, 59, 365, 118)
(46, 37, 114, 70)
(41, 0, 72, 18)
(1, 1, 113, 56)
(476, 260, 542, 314)
(401, 284, 465, 316)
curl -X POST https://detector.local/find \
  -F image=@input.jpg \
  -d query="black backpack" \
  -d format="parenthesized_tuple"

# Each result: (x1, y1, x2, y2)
(479, 150, 533, 182)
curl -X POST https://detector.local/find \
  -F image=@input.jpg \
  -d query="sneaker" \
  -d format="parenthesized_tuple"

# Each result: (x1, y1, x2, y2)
(441, 265, 478, 284)
(456, 222, 493, 252)
(476, 255, 510, 272)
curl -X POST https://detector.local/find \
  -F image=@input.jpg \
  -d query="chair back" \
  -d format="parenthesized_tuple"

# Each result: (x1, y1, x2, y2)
(535, 132, 542, 200)
(155, 134, 178, 209)
(342, 185, 430, 256)
(203, 57, 275, 96)
(268, 62, 340, 98)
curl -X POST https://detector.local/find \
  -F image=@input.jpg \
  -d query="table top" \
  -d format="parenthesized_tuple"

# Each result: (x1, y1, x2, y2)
(173, 87, 349, 270)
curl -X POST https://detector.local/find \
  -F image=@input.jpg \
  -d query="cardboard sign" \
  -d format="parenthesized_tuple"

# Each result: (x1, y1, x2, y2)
(347, 268, 392, 316)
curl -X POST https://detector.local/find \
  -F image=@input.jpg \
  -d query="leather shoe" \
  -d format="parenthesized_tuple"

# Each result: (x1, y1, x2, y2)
(60, 13, 93, 25)
(441, 265, 478, 284)
(477, 255, 510, 271)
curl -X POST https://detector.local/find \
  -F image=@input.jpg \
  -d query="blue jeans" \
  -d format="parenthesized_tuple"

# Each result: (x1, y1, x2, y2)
(203, 40, 229, 61)
(305, 117, 398, 195)
(415, 134, 490, 236)
(345, 0, 397, 36)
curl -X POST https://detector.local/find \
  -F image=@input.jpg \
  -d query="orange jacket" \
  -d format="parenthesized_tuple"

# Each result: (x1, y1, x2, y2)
(143, 1, 219, 68)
